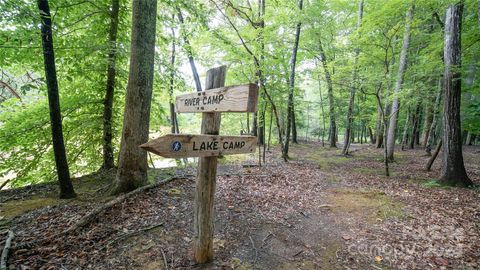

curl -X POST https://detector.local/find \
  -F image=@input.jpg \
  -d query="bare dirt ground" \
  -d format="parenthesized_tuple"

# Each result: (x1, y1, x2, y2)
(1, 142, 479, 269)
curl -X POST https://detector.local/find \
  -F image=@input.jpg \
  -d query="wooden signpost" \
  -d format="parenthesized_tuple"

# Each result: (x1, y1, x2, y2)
(140, 134, 257, 158)
(140, 66, 258, 264)
(175, 83, 258, 113)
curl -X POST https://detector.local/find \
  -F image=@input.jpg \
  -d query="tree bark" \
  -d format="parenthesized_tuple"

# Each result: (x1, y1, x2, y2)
(283, 0, 303, 160)
(169, 25, 178, 134)
(426, 139, 442, 171)
(421, 100, 434, 147)
(317, 70, 326, 147)
(101, 0, 120, 170)
(425, 76, 443, 155)
(439, 3, 472, 187)
(267, 106, 273, 150)
(112, 0, 157, 194)
(342, 0, 364, 155)
(257, 0, 266, 146)
(386, 3, 414, 161)
(252, 113, 258, 136)
(318, 38, 336, 148)
(368, 126, 375, 144)
(401, 106, 411, 151)
(292, 104, 298, 143)
(38, 0, 76, 199)
(194, 66, 226, 263)
(409, 101, 421, 149)
(375, 103, 383, 147)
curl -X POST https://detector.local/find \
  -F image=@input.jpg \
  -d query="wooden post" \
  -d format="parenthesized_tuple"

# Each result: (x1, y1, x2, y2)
(194, 66, 226, 263)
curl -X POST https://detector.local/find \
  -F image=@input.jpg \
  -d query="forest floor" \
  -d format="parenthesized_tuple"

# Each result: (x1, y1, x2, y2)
(0, 142, 479, 270)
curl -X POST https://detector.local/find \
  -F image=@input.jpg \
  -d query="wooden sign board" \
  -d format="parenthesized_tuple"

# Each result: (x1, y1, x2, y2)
(175, 83, 258, 113)
(140, 134, 256, 158)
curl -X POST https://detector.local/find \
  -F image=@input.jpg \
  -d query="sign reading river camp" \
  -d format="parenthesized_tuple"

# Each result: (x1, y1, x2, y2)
(140, 134, 256, 158)
(175, 83, 258, 113)
(141, 67, 258, 264)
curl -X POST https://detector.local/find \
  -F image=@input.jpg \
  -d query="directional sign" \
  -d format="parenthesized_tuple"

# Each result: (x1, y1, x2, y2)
(140, 134, 257, 158)
(175, 83, 258, 113)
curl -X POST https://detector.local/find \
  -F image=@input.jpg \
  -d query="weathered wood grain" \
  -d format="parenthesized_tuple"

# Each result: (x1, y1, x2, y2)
(175, 83, 258, 113)
(139, 134, 256, 158)
(195, 66, 225, 264)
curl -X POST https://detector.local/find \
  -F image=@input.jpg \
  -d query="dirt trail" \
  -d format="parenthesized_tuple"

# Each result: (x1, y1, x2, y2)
(1, 143, 479, 269)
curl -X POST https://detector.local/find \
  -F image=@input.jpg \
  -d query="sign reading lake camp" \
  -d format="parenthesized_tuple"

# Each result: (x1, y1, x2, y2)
(140, 134, 257, 158)
(175, 83, 258, 113)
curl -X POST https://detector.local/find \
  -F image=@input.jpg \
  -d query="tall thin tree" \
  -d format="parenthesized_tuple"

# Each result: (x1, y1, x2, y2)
(425, 77, 443, 155)
(102, 0, 120, 170)
(38, 0, 76, 198)
(439, 2, 472, 187)
(342, 0, 364, 155)
(317, 37, 336, 148)
(386, 2, 415, 161)
(283, 0, 303, 160)
(177, 10, 202, 91)
(112, 0, 157, 194)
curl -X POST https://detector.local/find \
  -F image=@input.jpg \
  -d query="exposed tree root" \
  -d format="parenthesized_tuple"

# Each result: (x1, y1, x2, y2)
(0, 230, 14, 270)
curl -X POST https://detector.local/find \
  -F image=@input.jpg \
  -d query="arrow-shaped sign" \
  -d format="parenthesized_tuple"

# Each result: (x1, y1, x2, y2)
(175, 83, 258, 113)
(140, 134, 257, 158)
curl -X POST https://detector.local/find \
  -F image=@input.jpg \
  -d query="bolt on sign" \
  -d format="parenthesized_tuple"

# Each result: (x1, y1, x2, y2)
(140, 66, 258, 264)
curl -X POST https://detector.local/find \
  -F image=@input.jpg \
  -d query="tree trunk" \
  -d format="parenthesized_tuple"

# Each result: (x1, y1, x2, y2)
(252, 113, 258, 136)
(194, 66, 226, 263)
(342, 0, 364, 155)
(267, 106, 273, 150)
(426, 139, 442, 171)
(257, 0, 266, 147)
(282, 0, 303, 160)
(409, 101, 421, 149)
(113, 0, 157, 194)
(37, 0, 76, 199)
(102, 0, 120, 170)
(465, 132, 471, 145)
(386, 3, 414, 161)
(368, 126, 375, 144)
(317, 73, 326, 147)
(375, 103, 383, 147)
(421, 100, 434, 147)
(177, 10, 202, 91)
(318, 38, 336, 148)
(305, 102, 310, 141)
(292, 104, 298, 143)
(425, 76, 443, 155)
(401, 107, 411, 151)
(169, 25, 178, 134)
(439, 3, 472, 187)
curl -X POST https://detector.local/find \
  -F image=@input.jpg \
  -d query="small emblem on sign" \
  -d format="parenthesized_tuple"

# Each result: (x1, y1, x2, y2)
(171, 141, 182, 152)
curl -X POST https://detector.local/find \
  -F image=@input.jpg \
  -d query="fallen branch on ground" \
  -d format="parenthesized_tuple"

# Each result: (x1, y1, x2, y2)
(0, 230, 14, 270)
(63, 177, 175, 235)
(102, 223, 164, 250)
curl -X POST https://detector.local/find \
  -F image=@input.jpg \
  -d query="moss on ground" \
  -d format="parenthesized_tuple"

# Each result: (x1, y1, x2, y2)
(329, 188, 405, 223)
(289, 143, 350, 171)
(1, 196, 59, 219)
